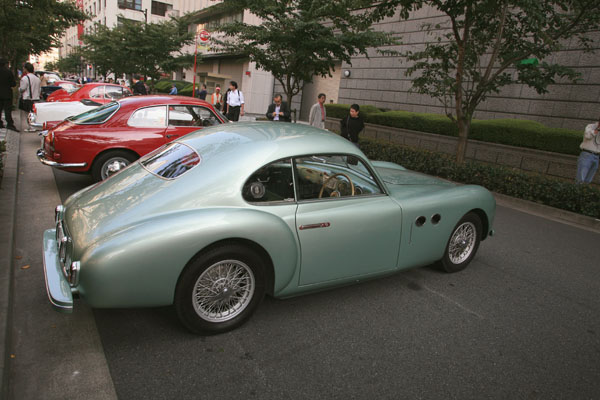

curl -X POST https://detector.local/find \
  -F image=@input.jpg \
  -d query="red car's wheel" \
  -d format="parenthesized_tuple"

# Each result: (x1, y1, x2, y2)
(91, 150, 138, 181)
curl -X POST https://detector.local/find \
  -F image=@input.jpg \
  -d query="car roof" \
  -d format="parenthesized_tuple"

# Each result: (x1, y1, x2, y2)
(117, 95, 214, 108)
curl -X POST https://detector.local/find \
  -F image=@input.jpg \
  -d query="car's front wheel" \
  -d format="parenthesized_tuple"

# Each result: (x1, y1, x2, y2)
(91, 150, 138, 181)
(175, 244, 266, 335)
(440, 212, 482, 273)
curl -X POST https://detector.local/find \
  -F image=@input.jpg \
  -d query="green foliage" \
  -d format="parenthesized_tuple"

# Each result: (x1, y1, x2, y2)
(404, 0, 600, 162)
(359, 138, 600, 218)
(209, 0, 411, 106)
(51, 48, 86, 75)
(326, 104, 582, 156)
(81, 17, 194, 80)
(154, 79, 192, 93)
(0, 0, 87, 66)
(326, 104, 383, 119)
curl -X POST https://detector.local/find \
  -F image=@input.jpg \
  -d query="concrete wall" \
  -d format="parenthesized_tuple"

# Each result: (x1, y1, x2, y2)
(337, 6, 600, 130)
(325, 118, 600, 185)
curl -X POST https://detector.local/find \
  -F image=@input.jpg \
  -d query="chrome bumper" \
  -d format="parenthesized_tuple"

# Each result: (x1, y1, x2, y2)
(28, 112, 43, 129)
(36, 149, 87, 168)
(42, 229, 73, 313)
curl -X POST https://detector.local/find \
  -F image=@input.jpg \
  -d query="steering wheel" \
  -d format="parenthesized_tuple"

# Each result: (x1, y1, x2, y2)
(318, 173, 355, 198)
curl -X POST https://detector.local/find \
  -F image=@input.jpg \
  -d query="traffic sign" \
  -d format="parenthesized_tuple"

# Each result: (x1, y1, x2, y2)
(199, 30, 210, 43)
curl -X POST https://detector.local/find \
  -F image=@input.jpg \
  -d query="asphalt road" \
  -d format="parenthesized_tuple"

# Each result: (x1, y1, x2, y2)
(52, 168, 600, 400)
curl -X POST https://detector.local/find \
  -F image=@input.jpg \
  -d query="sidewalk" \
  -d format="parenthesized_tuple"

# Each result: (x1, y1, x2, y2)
(0, 111, 117, 399)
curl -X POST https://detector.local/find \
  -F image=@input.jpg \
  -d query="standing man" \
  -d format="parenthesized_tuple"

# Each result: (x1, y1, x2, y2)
(309, 93, 327, 128)
(576, 117, 600, 184)
(197, 84, 208, 100)
(266, 94, 291, 122)
(226, 81, 244, 121)
(0, 57, 18, 132)
(131, 74, 147, 95)
(19, 62, 41, 132)
(211, 85, 222, 111)
(169, 83, 178, 95)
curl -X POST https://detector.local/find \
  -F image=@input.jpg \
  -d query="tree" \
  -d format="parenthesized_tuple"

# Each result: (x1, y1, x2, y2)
(210, 0, 412, 107)
(81, 16, 195, 81)
(0, 0, 86, 68)
(404, 0, 600, 163)
(46, 48, 85, 75)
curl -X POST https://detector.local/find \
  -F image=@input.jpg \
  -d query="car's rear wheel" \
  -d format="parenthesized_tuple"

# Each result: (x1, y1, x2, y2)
(440, 212, 482, 273)
(91, 150, 138, 181)
(175, 244, 266, 335)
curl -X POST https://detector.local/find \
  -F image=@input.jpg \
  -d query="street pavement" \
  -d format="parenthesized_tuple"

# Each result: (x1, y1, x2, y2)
(0, 110, 599, 399)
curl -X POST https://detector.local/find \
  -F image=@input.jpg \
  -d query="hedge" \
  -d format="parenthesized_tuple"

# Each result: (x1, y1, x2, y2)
(326, 104, 582, 156)
(154, 79, 195, 96)
(358, 137, 600, 219)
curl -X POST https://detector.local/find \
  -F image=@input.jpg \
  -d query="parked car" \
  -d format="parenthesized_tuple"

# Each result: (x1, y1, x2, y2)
(46, 82, 132, 103)
(42, 122, 496, 335)
(29, 99, 102, 130)
(36, 95, 228, 181)
(41, 80, 82, 100)
(35, 70, 61, 85)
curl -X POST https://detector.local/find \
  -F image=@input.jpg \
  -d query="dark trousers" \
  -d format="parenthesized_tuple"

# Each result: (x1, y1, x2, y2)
(0, 98, 15, 127)
(228, 105, 241, 122)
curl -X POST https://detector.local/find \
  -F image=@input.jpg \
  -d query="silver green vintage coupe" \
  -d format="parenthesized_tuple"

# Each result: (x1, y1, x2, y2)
(43, 122, 495, 334)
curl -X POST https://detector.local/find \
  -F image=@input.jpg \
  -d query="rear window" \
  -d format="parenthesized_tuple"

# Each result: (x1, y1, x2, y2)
(68, 101, 119, 124)
(140, 142, 201, 179)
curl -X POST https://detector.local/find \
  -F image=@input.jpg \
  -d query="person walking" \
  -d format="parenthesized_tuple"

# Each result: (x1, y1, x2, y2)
(0, 57, 18, 132)
(211, 85, 222, 111)
(169, 83, 178, 95)
(131, 74, 147, 95)
(266, 94, 291, 122)
(308, 93, 327, 128)
(576, 116, 600, 184)
(340, 104, 364, 147)
(19, 62, 41, 132)
(226, 81, 244, 121)
(197, 84, 207, 100)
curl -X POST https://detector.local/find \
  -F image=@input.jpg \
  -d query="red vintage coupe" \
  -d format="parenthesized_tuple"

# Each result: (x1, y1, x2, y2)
(46, 82, 132, 103)
(36, 95, 228, 181)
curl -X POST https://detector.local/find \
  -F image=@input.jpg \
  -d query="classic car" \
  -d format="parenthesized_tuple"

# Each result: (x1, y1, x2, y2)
(43, 122, 496, 335)
(41, 80, 81, 101)
(35, 70, 61, 85)
(36, 95, 228, 181)
(46, 82, 132, 103)
(29, 99, 102, 130)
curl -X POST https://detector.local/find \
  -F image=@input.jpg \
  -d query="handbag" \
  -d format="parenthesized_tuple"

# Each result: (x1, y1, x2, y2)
(18, 75, 35, 112)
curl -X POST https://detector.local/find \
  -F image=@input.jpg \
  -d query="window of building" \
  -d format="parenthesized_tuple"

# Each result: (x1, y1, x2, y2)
(118, 0, 142, 11)
(151, 1, 169, 16)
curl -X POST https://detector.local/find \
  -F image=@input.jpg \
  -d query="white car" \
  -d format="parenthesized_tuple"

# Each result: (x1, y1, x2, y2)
(28, 99, 102, 130)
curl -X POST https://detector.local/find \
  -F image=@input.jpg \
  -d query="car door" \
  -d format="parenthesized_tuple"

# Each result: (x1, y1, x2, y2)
(125, 105, 169, 154)
(294, 154, 402, 286)
(165, 105, 222, 141)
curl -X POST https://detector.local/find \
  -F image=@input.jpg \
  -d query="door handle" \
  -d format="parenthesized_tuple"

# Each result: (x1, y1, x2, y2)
(299, 222, 331, 230)
(166, 134, 178, 138)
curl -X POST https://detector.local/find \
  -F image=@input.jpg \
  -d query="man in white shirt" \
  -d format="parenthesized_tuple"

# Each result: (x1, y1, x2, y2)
(19, 62, 41, 131)
(308, 93, 326, 128)
(576, 117, 600, 183)
(226, 81, 244, 121)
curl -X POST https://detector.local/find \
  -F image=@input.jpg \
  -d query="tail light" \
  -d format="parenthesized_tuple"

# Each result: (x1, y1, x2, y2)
(32, 103, 37, 113)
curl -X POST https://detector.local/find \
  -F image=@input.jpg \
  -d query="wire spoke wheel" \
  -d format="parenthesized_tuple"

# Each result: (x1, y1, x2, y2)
(447, 222, 476, 264)
(192, 260, 255, 323)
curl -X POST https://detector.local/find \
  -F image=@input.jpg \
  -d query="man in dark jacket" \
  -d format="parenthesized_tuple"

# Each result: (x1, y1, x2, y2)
(340, 104, 365, 147)
(0, 57, 18, 131)
(266, 94, 291, 122)
(132, 74, 147, 95)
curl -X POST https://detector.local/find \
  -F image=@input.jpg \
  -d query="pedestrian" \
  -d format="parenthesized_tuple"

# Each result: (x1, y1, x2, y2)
(222, 87, 230, 115)
(340, 104, 364, 147)
(39, 72, 49, 87)
(0, 57, 18, 132)
(308, 93, 327, 128)
(266, 94, 291, 122)
(226, 81, 244, 121)
(196, 84, 207, 100)
(131, 74, 147, 95)
(211, 85, 222, 111)
(18, 62, 41, 132)
(169, 83, 178, 95)
(576, 116, 600, 184)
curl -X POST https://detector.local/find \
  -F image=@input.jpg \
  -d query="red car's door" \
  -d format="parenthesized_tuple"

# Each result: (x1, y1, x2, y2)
(164, 105, 223, 141)
(125, 105, 169, 154)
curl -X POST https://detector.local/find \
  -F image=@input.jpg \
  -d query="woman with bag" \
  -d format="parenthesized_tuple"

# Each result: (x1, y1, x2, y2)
(19, 62, 41, 131)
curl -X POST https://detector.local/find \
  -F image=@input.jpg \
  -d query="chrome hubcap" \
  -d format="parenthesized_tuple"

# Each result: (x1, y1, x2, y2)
(102, 158, 130, 179)
(192, 260, 255, 323)
(448, 222, 476, 264)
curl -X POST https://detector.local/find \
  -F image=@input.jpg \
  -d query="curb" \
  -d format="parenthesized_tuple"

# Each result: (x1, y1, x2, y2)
(0, 127, 20, 398)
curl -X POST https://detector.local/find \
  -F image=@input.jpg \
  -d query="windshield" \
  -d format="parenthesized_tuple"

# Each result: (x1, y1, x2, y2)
(68, 101, 119, 124)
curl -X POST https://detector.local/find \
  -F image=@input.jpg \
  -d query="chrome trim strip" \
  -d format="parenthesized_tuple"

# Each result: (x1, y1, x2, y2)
(36, 149, 87, 168)
(299, 222, 331, 230)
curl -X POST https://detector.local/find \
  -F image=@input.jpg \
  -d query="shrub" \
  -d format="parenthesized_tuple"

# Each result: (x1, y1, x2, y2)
(326, 103, 382, 119)
(327, 104, 583, 156)
(154, 79, 194, 95)
(359, 137, 600, 219)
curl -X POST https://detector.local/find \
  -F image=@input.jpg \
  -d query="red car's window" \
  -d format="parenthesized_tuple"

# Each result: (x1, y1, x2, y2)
(69, 101, 119, 124)
(140, 142, 201, 179)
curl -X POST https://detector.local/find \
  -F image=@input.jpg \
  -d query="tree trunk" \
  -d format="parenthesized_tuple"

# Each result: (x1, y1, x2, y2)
(456, 116, 470, 164)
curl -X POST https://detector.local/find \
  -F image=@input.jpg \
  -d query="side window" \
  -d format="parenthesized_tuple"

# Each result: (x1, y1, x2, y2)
(168, 105, 221, 127)
(242, 158, 294, 203)
(294, 154, 383, 200)
(105, 86, 125, 100)
(89, 86, 103, 99)
(128, 106, 167, 127)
